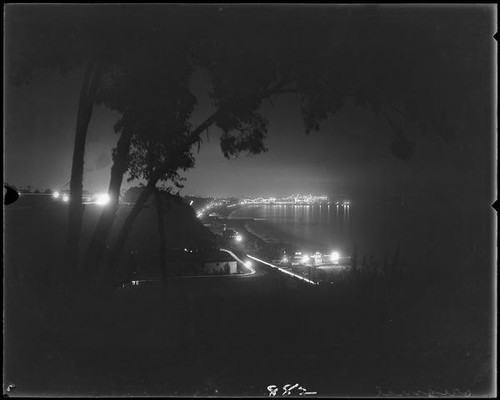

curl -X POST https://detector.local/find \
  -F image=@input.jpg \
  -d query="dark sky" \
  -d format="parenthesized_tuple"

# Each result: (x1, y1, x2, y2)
(5, 5, 495, 199)
(5, 69, 418, 197)
(184, 91, 399, 198)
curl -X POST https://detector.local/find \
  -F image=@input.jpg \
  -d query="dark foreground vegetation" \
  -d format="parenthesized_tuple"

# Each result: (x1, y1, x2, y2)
(5, 257, 492, 396)
(4, 196, 493, 397)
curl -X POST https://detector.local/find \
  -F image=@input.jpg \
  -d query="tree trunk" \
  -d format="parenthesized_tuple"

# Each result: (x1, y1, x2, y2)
(154, 188, 168, 286)
(96, 79, 293, 288)
(65, 61, 102, 271)
(104, 182, 155, 286)
(85, 127, 134, 274)
(88, 78, 290, 273)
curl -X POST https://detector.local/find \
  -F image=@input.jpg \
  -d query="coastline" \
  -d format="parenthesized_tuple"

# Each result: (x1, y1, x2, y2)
(227, 206, 284, 245)
(224, 217, 295, 263)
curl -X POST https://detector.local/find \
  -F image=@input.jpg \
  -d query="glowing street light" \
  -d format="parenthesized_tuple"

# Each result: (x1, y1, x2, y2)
(301, 254, 310, 264)
(330, 251, 340, 264)
(235, 234, 243, 242)
(53, 191, 60, 199)
(95, 193, 110, 206)
(62, 194, 69, 202)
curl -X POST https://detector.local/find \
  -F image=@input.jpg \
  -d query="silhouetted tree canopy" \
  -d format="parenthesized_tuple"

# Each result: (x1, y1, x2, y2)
(97, 35, 197, 188)
(5, 4, 493, 290)
(8, 5, 491, 171)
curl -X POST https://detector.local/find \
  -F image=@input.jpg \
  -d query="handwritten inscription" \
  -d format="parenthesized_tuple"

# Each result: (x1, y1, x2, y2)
(268, 383, 317, 396)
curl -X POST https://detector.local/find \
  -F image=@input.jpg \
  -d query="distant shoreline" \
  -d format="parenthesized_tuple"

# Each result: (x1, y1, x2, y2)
(224, 216, 296, 264)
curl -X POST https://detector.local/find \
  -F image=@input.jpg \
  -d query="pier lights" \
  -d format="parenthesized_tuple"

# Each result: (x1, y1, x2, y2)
(330, 251, 340, 264)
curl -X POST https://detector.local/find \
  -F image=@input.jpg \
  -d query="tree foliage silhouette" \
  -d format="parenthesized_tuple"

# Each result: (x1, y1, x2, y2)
(89, 6, 489, 281)
(7, 5, 492, 288)
(85, 30, 196, 274)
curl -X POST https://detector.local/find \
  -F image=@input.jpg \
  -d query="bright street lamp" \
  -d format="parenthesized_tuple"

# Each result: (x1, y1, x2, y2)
(95, 193, 111, 206)
(330, 251, 340, 264)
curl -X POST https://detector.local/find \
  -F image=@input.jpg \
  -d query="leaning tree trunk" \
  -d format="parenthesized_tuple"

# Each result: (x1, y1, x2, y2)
(154, 188, 168, 286)
(92, 78, 294, 289)
(103, 182, 156, 286)
(85, 126, 134, 274)
(65, 61, 102, 273)
(87, 78, 286, 275)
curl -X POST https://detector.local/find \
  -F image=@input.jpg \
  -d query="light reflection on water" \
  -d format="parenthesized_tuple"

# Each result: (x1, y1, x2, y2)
(229, 204, 351, 254)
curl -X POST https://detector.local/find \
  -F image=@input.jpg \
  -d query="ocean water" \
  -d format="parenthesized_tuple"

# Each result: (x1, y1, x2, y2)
(229, 203, 352, 255)
(228, 197, 434, 263)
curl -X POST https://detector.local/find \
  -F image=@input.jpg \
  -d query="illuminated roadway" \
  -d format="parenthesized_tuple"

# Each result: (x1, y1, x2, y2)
(129, 249, 318, 286)
(246, 254, 318, 286)
(223, 248, 318, 286)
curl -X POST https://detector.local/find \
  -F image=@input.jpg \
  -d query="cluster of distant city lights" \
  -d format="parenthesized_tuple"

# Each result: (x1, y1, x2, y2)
(196, 199, 232, 218)
(52, 191, 111, 206)
(239, 195, 350, 207)
(240, 194, 330, 205)
(191, 196, 345, 271)
(195, 195, 350, 219)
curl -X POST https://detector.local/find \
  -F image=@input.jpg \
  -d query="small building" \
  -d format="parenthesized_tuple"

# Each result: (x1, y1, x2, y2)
(202, 250, 238, 275)
(202, 260, 237, 275)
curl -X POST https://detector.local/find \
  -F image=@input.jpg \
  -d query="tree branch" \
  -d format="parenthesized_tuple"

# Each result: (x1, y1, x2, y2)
(378, 107, 401, 136)
(388, 103, 414, 121)
(148, 78, 297, 185)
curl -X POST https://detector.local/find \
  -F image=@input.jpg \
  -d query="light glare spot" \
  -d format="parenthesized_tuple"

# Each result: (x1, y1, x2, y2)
(330, 251, 340, 264)
(95, 193, 110, 206)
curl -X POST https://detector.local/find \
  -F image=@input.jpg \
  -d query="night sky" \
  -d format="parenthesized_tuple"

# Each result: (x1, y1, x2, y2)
(4, 72, 417, 197)
(3, 7, 496, 395)
(5, 5, 495, 199)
